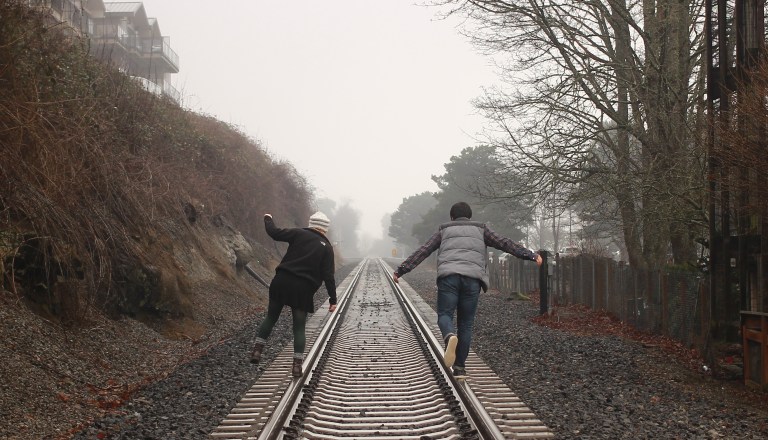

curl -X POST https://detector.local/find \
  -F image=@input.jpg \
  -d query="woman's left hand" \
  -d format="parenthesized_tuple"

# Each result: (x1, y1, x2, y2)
(329, 304, 337, 312)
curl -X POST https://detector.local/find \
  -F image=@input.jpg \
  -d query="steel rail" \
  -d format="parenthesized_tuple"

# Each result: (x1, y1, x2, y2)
(253, 260, 365, 440)
(376, 258, 506, 440)
(213, 258, 554, 439)
(253, 258, 504, 439)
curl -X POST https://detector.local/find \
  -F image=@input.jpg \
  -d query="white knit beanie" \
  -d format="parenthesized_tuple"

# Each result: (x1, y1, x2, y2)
(308, 212, 330, 233)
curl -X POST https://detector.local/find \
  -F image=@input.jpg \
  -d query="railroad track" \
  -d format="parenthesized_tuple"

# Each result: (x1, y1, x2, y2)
(212, 259, 553, 439)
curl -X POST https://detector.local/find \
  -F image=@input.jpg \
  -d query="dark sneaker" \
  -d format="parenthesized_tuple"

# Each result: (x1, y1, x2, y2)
(453, 366, 467, 380)
(250, 342, 265, 364)
(444, 334, 458, 368)
(291, 358, 303, 378)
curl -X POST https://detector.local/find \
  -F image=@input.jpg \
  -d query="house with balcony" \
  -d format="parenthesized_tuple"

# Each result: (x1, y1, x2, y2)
(27, 0, 101, 35)
(29, 0, 180, 103)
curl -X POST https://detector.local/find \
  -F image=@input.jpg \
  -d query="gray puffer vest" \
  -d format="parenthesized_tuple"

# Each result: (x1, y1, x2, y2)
(437, 220, 489, 292)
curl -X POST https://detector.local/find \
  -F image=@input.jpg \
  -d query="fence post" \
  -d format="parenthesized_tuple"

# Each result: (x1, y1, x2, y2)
(568, 258, 572, 305)
(554, 253, 560, 306)
(579, 256, 585, 305)
(591, 257, 596, 308)
(661, 272, 666, 335)
(539, 250, 549, 315)
(605, 259, 610, 312)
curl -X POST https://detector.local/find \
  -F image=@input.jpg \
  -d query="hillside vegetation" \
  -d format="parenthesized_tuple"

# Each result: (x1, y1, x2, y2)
(1, 1, 313, 325)
(0, 3, 325, 435)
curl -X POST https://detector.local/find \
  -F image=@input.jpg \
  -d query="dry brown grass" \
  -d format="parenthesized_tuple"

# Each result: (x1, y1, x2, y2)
(0, 0, 313, 324)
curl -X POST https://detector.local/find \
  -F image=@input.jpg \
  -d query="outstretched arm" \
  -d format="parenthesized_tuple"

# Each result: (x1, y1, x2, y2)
(264, 214, 294, 242)
(484, 226, 542, 266)
(393, 231, 441, 281)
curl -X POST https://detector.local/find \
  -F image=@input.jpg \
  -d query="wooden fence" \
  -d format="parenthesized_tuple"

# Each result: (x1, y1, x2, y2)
(487, 253, 710, 353)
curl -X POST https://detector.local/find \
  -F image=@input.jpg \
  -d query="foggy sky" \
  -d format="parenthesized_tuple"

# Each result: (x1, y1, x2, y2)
(140, 0, 495, 241)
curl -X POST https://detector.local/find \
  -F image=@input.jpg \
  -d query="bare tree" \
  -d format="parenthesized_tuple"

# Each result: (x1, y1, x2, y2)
(436, 0, 708, 268)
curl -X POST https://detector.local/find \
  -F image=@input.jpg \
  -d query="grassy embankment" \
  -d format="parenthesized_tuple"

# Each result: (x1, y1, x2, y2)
(0, 0, 312, 326)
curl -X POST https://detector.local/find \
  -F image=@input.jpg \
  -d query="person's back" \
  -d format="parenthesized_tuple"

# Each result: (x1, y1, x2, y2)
(393, 201, 542, 379)
(252, 212, 337, 378)
(268, 223, 333, 289)
(436, 219, 488, 289)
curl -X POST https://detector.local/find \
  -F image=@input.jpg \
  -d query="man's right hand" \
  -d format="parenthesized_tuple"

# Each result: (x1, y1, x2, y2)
(393, 272, 399, 283)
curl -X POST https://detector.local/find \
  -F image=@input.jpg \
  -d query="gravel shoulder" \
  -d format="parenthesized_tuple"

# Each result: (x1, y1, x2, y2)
(401, 264, 768, 440)
(3, 259, 767, 439)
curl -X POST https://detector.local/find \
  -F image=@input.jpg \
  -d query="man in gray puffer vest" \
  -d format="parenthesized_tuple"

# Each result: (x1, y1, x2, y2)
(393, 202, 542, 378)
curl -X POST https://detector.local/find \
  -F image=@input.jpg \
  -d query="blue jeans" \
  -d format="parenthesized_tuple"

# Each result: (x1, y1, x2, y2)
(436, 274, 481, 368)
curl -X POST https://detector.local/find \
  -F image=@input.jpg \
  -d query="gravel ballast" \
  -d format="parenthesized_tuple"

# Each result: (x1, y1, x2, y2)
(70, 261, 767, 439)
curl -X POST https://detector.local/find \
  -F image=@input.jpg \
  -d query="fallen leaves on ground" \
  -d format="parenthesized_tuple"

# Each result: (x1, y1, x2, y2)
(532, 304, 703, 372)
(531, 303, 768, 410)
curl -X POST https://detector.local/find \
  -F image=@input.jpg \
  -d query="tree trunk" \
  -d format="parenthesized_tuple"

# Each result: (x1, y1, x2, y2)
(611, 0, 645, 267)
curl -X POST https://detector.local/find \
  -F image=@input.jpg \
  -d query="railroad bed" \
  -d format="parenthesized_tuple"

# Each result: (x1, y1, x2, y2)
(211, 259, 553, 439)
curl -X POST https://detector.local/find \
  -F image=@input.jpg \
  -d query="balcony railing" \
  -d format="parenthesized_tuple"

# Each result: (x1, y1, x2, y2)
(163, 83, 181, 103)
(131, 76, 162, 95)
(145, 37, 179, 71)
(92, 25, 179, 72)
(131, 77, 180, 104)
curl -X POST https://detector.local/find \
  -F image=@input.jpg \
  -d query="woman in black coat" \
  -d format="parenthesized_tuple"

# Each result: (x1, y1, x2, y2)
(250, 212, 337, 378)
